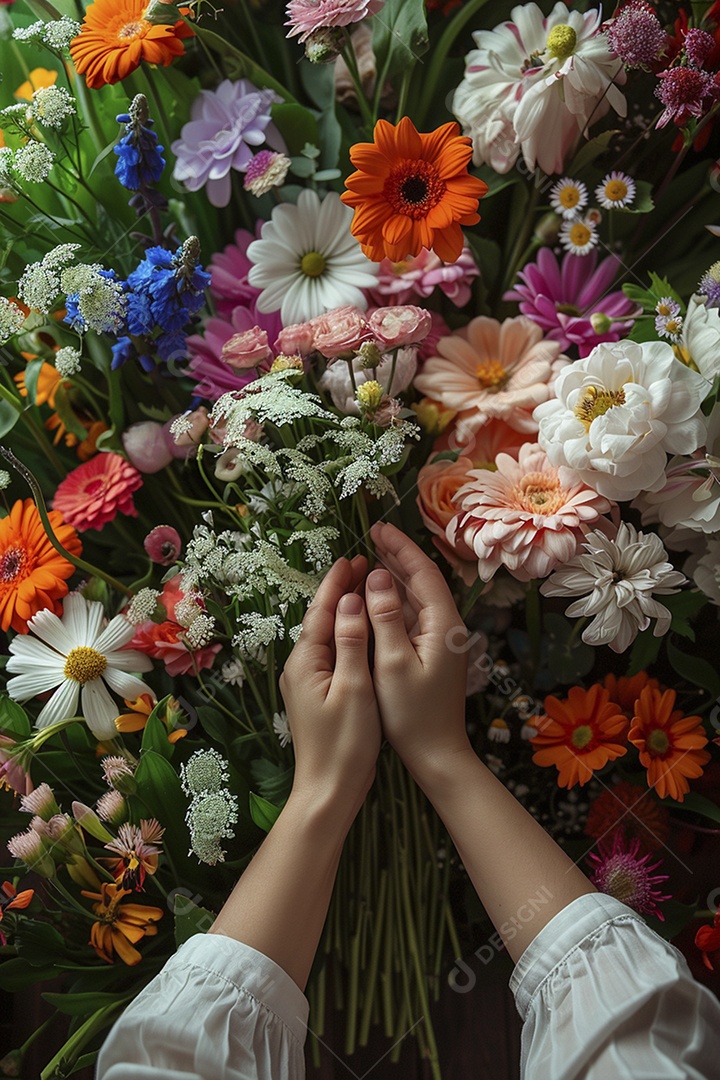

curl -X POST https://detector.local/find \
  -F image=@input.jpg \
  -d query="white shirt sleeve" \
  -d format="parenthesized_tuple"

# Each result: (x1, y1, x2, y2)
(511, 892, 720, 1080)
(96, 933, 308, 1080)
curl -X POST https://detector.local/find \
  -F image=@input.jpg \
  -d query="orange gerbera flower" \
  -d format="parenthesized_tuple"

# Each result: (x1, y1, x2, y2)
(14, 357, 66, 409)
(604, 672, 660, 718)
(341, 117, 488, 263)
(0, 499, 82, 634)
(629, 686, 711, 802)
(530, 684, 628, 789)
(81, 881, 163, 965)
(70, 0, 194, 90)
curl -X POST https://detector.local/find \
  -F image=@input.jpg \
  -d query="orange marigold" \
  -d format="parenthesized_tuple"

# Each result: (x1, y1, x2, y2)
(341, 117, 488, 263)
(0, 499, 82, 634)
(584, 780, 671, 851)
(629, 686, 711, 802)
(530, 684, 628, 789)
(81, 881, 163, 965)
(70, 0, 193, 90)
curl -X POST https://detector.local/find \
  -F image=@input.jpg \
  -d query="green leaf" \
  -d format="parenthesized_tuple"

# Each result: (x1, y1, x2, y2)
(371, 0, 429, 81)
(289, 155, 317, 179)
(666, 636, 720, 699)
(569, 129, 620, 173)
(15, 920, 68, 965)
(627, 626, 663, 675)
(0, 957, 59, 990)
(543, 613, 596, 683)
(0, 696, 31, 739)
(88, 139, 119, 179)
(194, 27, 296, 102)
(141, 695, 174, 760)
(665, 791, 720, 826)
(0, 398, 19, 438)
(272, 103, 320, 158)
(134, 750, 186, 847)
(621, 179, 654, 214)
(22, 358, 45, 406)
(42, 991, 131, 1017)
(249, 792, 281, 832)
(250, 758, 293, 804)
(173, 893, 216, 948)
(645, 898, 698, 941)
(52, 383, 90, 441)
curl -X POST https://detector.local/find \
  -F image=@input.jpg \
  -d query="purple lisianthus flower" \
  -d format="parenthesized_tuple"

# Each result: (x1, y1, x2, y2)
(504, 249, 638, 357)
(171, 80, 286, 208)
(186, 302, 282, 401)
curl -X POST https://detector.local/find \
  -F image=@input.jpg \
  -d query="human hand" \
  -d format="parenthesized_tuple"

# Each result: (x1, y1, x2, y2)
(279, 554, 381, 816)
(364, 522, 471, 782)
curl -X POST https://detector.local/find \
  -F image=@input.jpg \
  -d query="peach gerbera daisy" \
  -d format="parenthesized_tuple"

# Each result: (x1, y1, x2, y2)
(447, 442, 612, 582)
(341, 117, 488, 263)
(530, 684, 629, 789)
(0, 499, 82, 634)
(629, 686, 711, 802)
(70, 0, 193, 90)
(413, 315, 567, 435)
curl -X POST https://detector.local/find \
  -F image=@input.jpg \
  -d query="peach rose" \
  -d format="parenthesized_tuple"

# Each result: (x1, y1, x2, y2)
(221, 326, 272, 370)
(417, 454, 478, 585)
(369, 305, 432, 349)
(274, 321, 317, 358)
(312, 305, 372, 361)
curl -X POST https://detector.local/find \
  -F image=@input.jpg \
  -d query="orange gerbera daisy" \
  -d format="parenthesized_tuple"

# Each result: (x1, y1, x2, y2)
(0, 499, 82, 634)
(530, 684, 628, 789)
(81, 881, 163, 965)
(604, 672, 660, 718)
(341, 117, 488, 263)
(14, 357, 66, 409)
(629, 686, 711, 802)
(70, 0, 194, 90)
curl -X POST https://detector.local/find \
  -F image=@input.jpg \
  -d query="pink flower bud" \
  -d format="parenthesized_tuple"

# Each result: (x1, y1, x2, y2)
(122, 421, 174, 474)
(274, 321, 317, 358)
(312, 305, 372, 361)
(368, 305, 433, 349)
(221, 326, 272, 369)
(144, 525, 182, 565)
(163, 407, 209, 457)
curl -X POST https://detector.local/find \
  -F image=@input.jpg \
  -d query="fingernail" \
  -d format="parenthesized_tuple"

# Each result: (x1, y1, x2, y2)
(368, 569, 392, 592)
(338, 592, 363, 615)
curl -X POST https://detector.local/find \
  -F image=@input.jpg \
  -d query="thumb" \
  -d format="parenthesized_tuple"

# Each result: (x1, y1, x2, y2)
(365, 569, 413, 667)
(332, 592, 372, 686)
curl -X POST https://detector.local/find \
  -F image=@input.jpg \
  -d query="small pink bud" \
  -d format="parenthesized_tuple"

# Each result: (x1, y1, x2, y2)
(144, 525, 182, 565)
(122, 421, 173, 474)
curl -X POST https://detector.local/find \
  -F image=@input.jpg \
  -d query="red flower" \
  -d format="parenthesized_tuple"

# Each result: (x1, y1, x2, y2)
(52, 453, 143, 532)
(696, 909, 720, 970)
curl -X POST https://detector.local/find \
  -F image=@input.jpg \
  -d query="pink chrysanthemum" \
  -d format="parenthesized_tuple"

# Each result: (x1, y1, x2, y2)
(684, 29, 716, 70)
(52, 453, 143, 533)
(655, 66, 720, 128)
(285, 0, 385, 44)
(186, 303, 281, 402)
(413, 315, 567, 435)
(606, 2, 666, 68)
(368, 246, 479, 309)
(587, 831, 671, 920)
(447, 442, 612, 582)
(504, 249, 637, 357)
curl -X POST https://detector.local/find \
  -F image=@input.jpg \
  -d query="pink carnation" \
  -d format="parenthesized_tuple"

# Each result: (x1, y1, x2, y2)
(52, 453, 143, 532)
(369, 246, 478, 308)
(222, 326, 273, 369)
(413, 315, 567, 435)
(286, 0, 385, 43)
(448, 443, 612, 582)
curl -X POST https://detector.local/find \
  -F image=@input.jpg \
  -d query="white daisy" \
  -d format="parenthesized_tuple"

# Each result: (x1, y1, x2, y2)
(559, 217, 598, 256)
(247, 189, 378, 324)
(595, 171, 636, 210)
(273, 710, 292, 748)
(6, 593, 153, 740)
(549, 177, 588, 219)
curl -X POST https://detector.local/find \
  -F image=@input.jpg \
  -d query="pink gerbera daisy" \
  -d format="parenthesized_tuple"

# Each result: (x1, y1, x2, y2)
(413, 315, 567, 435)
(587, 831, 671, 919)
(52, 453, 143, 532)
(207, 227, 262, 318)
(504, 249, 637, 357)
(447, 442, 612, 582)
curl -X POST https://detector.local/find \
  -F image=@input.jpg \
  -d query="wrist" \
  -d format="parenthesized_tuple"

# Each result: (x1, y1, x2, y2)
(285, 776, 368, 837)
(405, 741, 479, 798)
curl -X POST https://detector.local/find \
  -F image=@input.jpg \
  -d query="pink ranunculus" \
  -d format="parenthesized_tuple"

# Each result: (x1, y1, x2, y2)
(312, 305, 372, 361)
(186, 302, 282, 402)
(52, 453, 143, 532)
(122, 421, 174, 474)
(448, 442, 613, 583)
(368, 305, 433, 349)
(414, 315, 567, 435)
(417, 454, 479, 585)
(274, 321, 317, 358)
(144, 526, 182, 565)
(163, 407, 209, 458)
(221, 326, 272, 370)
(129, 577, 221, 678)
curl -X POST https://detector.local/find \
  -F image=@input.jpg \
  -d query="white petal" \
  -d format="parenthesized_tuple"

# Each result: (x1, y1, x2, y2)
(95, 614, 134, 654)
(35, 679, 80, 729)
(103, 668, 153, 701)
(6, 669, 63, 701)
(104, 648, 154, 673)
(81, 680, 122, 741)
(25, 608, 72, 657)
(7, 635, 68, 672)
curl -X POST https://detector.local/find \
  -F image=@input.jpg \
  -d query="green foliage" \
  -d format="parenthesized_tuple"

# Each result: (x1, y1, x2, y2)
(371, 0, 429, 82)
(249, 791, 281, 832)
(173, 893, 216, 947)
(140, 696, 175, 760)
(0, 696, 31, 739)
(543, 614, 596, 683)
(666, 636, 720, 699)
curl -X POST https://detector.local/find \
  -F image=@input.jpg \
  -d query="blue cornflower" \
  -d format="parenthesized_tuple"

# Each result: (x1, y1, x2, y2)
(114, 94, 165, 192)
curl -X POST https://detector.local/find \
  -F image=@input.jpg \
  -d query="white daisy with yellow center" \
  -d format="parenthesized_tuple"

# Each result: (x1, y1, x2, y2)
(596, 171, 636, 210)
(559, 217, 598, 256)
(6, 593, 153, 740)
(549, 177, 588, 219)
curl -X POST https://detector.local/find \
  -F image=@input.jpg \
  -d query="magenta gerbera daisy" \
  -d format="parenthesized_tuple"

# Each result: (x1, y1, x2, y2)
(586, 831, 671, 920)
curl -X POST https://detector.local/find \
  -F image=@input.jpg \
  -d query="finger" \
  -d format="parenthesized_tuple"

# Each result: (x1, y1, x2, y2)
(364, 568, 415, 667)
(295, 557, 353, 663)
(332, 592, 372, 687)
(348, 554, 368, 595)
(371, 523, 458, 631)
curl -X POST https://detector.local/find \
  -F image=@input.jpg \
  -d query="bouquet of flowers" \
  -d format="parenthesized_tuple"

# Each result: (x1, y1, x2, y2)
(1, 0, 720, 1075)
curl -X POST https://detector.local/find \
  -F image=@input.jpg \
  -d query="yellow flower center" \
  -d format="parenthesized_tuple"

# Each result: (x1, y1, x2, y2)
(568, 222, 592, 248)
(647, 728, 670, 756)
(64, 646, 107, 684)
(665, 319, 682, 335)
(300, 251, 326, 278)
(605, 868, 636, 905)
(513, 472, 566, 515)
(605, 179, 628, 202)
(572, 724, 593, 749)
(546, 24, 577, 60)
(656, 302, 672, 316)
(559, 186, 581, 209)
(0, 545, 27, 584)
(574, 385, 626, 429)
(476, 359, 508, 392)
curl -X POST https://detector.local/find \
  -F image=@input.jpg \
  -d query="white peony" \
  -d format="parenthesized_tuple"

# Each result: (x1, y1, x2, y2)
(681, 294, 720, 381)
(534, 339, 709, 501)
(540, 523, 686, 653)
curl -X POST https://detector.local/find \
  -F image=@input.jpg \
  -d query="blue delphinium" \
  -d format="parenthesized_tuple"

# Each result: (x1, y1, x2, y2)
(114, 94, 165, 191)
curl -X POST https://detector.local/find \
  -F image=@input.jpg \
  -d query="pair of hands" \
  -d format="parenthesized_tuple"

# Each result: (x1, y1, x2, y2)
(279, 522, 472, 814)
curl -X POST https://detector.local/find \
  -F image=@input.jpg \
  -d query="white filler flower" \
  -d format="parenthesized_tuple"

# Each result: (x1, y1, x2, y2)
(247, 189, 378, 324)
(7, 594, 153, 740)
(540, 522, 686, 653)
(534, 339, 709, 500)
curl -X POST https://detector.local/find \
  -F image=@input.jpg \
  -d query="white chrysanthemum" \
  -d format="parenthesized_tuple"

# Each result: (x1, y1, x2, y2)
(54, 346, 82, 378)
(0, 296, 25, 345)
(688, 538, 720, 606)
(595, 171, 636, 210)
(180, 749, 230, 797)
(273, 710, 292, 748)
(534, 340, 709, 500)
(30, 86, 76, 128)
(452, 2, 626, 175)
(6, 594, 154, 740)
(681, 294, 720, 381)
(221, 657, 246, 686)
(13, 142, 54, 182)
(540, 523, 686, 652)
(247, 189, 378, 324)
(549, 177, 588, 219)
(43, 16, 81, 49)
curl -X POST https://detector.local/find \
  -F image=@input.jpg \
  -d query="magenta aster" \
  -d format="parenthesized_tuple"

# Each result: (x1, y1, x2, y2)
(504, 249, 637, 357)
(285, 0, 385, 44)
(587, 832, 671, 920)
